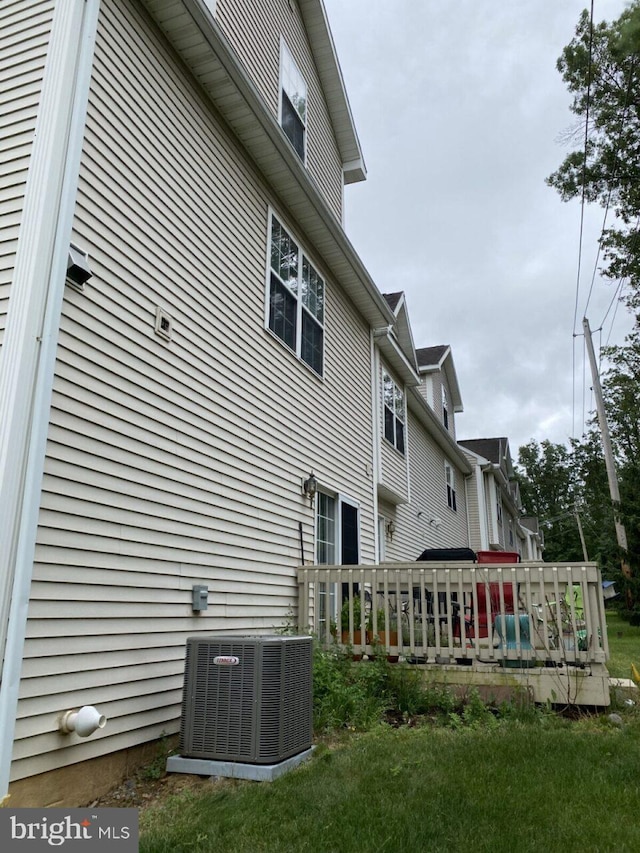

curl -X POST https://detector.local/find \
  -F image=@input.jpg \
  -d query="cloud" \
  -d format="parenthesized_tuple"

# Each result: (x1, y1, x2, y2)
(325, 0, 633, 454)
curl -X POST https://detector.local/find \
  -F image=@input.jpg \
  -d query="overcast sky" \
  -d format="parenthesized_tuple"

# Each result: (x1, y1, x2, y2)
(323, 0, 633, 458)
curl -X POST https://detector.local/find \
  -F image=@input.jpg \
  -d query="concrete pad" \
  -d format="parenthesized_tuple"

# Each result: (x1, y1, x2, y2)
(166, 748, 314, 782)
(609, 678, 638, 689)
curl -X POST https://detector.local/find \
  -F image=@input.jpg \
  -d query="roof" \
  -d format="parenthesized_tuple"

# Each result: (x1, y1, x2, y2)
(406, 388, 472, 475)
(415, 344, 463, 413)
(458, 438, 509, 466)
(383, 292, 403, 312)
(415, 345, 449, 368)
(141, 0, 393, 328)
(298, 0, 366, 183)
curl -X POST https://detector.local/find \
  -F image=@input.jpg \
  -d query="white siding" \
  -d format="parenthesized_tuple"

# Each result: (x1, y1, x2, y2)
(0, 0, 54, 347)
(377, 362, 409, 504)
(384, 410, 469, 562)
(465, 464, 483, 552)
(215, 0, 344, 219)
(13, 0, 375, 783)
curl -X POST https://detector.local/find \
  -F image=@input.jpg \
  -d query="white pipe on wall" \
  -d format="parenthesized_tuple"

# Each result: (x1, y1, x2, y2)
(59, 707, 107, 739)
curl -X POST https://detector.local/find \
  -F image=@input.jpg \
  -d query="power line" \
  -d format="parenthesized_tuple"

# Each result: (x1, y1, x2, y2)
(583, 54, 637, 319)
(572, 0, 595, 441)
(572, 0, 596, 340)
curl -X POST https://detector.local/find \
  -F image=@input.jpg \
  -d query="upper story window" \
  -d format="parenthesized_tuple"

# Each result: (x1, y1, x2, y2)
(442, 385, 449, 430)
(445, 462, 457, 511)
(383, 372, 405, 454)
(267, 214, 324, 376)
(280, 42, 307, 161)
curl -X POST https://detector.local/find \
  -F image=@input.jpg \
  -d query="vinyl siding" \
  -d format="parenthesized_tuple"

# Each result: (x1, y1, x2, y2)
(0, 0, 54, 347)
(463, 459, 484, 552)
(377, 362, 408, 504)
(215, 0, 344, 219)
(12, 0, 374, 783)
(384, 410, 469, 562)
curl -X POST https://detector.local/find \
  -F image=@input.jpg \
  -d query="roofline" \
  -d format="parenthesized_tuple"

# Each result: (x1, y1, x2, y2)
(298, 0, 366, 183)
(418, 346, 463, 413)
(144, 0, 393, 328)
(459, 446, 522, 515)
(407, 389, 472, 474)
(375, 329, 420, 387)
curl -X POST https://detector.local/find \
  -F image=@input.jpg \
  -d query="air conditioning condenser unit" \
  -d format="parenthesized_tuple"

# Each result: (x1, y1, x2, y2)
(179, 634, 313, 765)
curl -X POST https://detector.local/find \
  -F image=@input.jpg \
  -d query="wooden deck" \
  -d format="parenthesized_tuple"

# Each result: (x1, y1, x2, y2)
(297, 561, 611, 706)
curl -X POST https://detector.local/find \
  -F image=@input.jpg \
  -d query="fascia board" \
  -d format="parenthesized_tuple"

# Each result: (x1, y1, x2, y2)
(407, 388, 472, 474)
(376, 334, 420, 387)
(144, 0, 392, 328)
(442, 353, 464, 413)
(417, 346, 463, 412)
(297, 0, 366, 182)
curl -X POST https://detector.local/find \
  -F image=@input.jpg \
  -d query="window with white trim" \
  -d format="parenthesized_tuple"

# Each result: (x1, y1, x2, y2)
(445, 462, 457, 511)
(280, 41, 307, 161)
(382, 371, 405, 454)
(442, 385, 449, 430)
(268, 214, 324, 375)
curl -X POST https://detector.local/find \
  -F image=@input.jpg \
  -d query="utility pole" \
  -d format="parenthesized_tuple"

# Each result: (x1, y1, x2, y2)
(582, 318, 632, 590)
(574, 505, 589, 563)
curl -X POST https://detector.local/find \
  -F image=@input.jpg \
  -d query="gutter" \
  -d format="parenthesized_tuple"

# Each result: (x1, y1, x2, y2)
(0, 0, 100, 799)
(154, 0, 396, 330)
(407, 389, 472, 474)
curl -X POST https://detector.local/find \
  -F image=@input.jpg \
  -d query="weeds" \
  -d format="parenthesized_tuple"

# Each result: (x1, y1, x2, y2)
(311, 643, 542, 734)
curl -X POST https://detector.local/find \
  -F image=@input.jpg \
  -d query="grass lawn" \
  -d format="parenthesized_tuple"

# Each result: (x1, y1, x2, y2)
(140, 718, 640, 853)
(138, 614, 640, 853)
(606, 609, 640, 680)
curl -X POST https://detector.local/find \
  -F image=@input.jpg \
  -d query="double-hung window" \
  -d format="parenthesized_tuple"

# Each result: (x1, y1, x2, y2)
(442, 385, 449, 430)
(382, 371, 405, 454)
(280, 42, 307, 161)
(445, 462, 457, 511)
(268, 214, 324, 376)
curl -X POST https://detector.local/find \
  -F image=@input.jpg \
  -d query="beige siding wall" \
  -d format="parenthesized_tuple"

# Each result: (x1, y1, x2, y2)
(416, 371, 457, 438)
(384, 410, 469, 562)
(215, 0, 344, 219)
(377, 361, 408, 504)
(0, 0, 54, 347)
(463, 460, 484, 553)
(13, 0, 375, 784)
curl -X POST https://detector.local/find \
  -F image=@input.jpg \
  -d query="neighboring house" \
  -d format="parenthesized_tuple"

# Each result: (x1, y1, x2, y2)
(520, 517, 545, 561)
(415, 345, 463, 439)
(458, 437, 540, 558)
(378, 330, 471, 561)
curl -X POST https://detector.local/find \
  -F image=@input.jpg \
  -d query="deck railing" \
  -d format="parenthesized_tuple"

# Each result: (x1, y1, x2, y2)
(297, 561, 609, 668)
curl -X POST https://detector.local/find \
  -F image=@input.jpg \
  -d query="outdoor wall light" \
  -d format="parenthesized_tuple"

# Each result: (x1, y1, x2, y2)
(386, 521, 396, 537)
(303, 473, 318, 504)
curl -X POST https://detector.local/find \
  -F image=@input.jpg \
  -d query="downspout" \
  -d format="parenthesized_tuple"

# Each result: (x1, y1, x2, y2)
(370, 331, 381, 562)
(0, 0, 100, 799)
(476, 462, 489, 551)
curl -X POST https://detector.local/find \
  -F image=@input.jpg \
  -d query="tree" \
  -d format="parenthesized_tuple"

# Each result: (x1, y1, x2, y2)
(516, 440, 583, 563)
(547, 2, 640, 308)
(546, 3, 640, 615)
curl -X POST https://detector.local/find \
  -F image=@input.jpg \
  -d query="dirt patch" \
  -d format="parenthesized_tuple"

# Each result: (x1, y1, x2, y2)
(86, 769, 222, 814)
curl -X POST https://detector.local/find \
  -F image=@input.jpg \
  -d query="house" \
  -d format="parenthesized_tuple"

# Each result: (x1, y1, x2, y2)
(458, 437, 543, 560)
(0, 0, 491, 807)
